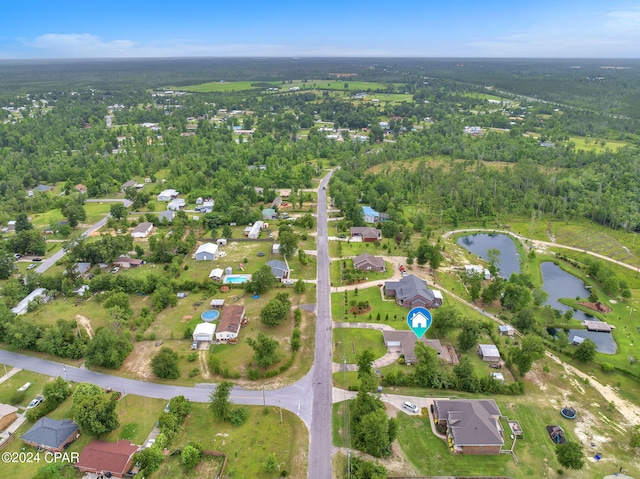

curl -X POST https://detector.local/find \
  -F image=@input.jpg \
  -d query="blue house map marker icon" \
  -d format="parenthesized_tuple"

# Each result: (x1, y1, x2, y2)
(407, 307, 432, 339)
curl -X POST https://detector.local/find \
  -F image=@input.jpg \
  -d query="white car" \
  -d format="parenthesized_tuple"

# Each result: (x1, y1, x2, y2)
(27, 396, 44, 409)
(403, 401, 419, 414)
(145, 439, 156, 449)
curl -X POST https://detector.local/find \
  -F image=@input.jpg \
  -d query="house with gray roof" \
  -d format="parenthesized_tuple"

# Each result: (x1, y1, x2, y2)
(384, 274, 442, 309)
(353, 253, 386, 272)
(478, 344, 501, 362)
(382, 331, 452, 364)
(21, 417, 79, 452)
(266, 260, 289, 280)
(158, 210, 175, 223)
(36, 184, 54, 193)
(432, 399, 504, 454)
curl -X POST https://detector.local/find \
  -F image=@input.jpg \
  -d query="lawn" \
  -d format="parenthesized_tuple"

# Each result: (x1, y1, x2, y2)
(167, 81, 276, 92)
(332, 328, 386, 364)
(329, 239, 397, 259)
(0, 369, 54, 408)
(568, 136, 629, 153)
(152, 403, 308, 479)
(330, 258, 394, 286)
(331, 287, 409, 329)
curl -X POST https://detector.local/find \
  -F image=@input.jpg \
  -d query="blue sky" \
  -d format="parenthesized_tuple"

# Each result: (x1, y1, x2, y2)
(1, 0, 639, 58)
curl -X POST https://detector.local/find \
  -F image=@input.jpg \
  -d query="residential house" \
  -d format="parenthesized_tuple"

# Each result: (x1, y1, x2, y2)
(498, 325, 515, 336)
(36, 184, 54, 193)
(194, 243, 219, 261)
(0, 404, 18, 430)
(131, 222, 153, 238)
(246, 221, 264, 239)
(202, 199, 214, 213)
(262, 208, 277, 220)
(72, 262, 92, 277)
(353, 253, 386, 272)
(167, 198, 186, 211)
(158, 210, 175, 223)
(11, 288, 47, 315)
(121, 180, 136, 192)
(75, 440, 139, 478)
(193, 323, 216, 343)
(266, 260, 289, 280)
(21, 418, 79, 452)
(157, 189, 179, 201)
(113, 256, 143, 269)
(382, 331, 452, 364)
(278, 189, 291, 198)
(478, 344, 501, 362)
(350, 227, 382, 242)
(215, 305, 245, 341)
(384, 275, 443, 310)
(361, 206, 389, 223)
(464, 265, 491, 280)
(432, 399, 504, 454)
(75, 184, 87, 194)
(271, 196, 283, 209)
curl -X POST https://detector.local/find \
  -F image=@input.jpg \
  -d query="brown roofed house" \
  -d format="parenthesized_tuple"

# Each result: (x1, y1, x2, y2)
(76, 440, 139, 478)
(215, 305, 245, 342)
(353, 253, 386, 272)
(349, 227, 381, 242)
(113, 256, 143, 269)
(432, 399, 504, 454)
(75, 184, 88, 193)
(382, 330, 452, 364)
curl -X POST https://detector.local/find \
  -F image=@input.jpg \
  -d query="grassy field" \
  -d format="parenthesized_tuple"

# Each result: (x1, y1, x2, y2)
(331, 287, 409, 329)
(332, 328, 386, 364)
(153, 403, 308, 479)
(0, 369, 53, 408)
(568, 136, 629, 153)
(167, 81, 275, 92)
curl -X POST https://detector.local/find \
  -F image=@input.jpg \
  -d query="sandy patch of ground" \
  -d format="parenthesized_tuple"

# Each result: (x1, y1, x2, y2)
(525, 368, 548, 391)
(75, 315, 94, 339)
(121, 341, 156, 379)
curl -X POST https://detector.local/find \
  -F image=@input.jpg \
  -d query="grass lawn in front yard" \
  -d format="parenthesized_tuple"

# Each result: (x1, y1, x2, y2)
(330, 258, 394, 286)
(332, 287, 409, 329)
(332, 328, 386, 364)
(0, 369, 54, 408)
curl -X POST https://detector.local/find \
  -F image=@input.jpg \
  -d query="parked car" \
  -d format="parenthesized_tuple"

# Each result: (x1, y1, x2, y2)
(111, 267, 120, 274)
(164, 402, 171, 413)
(190, 342, 198, 350)
(27, 396, 44, 410)
(402, 401, 419, 414)
(145, 439, 156, 449)
(27, 264, 37, 270)
(32, 258, 42, 262)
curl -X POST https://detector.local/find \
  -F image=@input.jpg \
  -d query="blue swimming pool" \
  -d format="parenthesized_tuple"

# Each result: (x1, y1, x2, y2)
(201, 310, 220, 322)
(223, 274, 252, 284)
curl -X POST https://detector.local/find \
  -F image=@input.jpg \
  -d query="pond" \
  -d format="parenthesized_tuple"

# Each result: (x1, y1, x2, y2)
(566, 329, 617, 354)
(456, 233, 521, 278)
(540, 262, 593, 322)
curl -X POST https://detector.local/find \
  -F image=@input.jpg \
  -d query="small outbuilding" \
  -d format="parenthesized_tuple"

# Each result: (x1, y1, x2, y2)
(478, 344, 501, 362)
(498, 325, 515, 336)
(209, 268, 224, 281)
(131, 222, 153, 238)
(217, 238, 227, 246)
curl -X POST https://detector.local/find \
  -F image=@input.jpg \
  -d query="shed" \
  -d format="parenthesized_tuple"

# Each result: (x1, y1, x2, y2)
(478, 344, 501, 362)
(571, 335, 586, 346)
(225, 266, 233, 276)
(194, 243, 219, 261)
(131, 222, 153, 238)
(209, 268, 224, 281)
(217, 238, 227, 246)
(193, 322, 216, 342)
(272, 243, 281, 254)
(209, 299, 225, 308)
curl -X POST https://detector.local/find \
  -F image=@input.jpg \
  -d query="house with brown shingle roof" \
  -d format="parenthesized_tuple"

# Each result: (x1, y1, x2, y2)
(75, 184, 87, 193)
(215, 305, 245, 341)
(432, 399, 504, 455)
(353, 253, 386, 272)
(75, 440, 139, 478)
(382, 331, 452, 364)
(350, 227, 381, 242)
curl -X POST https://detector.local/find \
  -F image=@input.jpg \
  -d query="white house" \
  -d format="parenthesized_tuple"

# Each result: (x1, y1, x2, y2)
(464, 265, 491, 280)
(194, 243, 219, 261)
(247, 221, 264, 239)
(167, 198, 186, 211)
(131, 222, 153, 238)
(202, 199, 214, 213)
(157, 189, 179, 201)
(11, 288, 47, 315)
(193, 323, 216, 342)
(499, 325, 515, 336)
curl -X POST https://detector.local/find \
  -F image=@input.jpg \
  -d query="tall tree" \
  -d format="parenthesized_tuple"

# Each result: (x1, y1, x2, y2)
(246, 333, 280, 368)
(210, 381, 233, 421)
(71, 383, 119, 436)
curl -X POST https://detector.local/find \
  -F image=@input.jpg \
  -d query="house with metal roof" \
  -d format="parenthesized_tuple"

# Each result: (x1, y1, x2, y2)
(432, 399, 504, 454)
(194, 243, 219, 261)
(478, 344, 501, 362)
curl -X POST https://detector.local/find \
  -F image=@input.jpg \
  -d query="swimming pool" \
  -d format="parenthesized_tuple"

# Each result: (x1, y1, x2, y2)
(223, 274, 252, 284)
(201, 310, 220, 322)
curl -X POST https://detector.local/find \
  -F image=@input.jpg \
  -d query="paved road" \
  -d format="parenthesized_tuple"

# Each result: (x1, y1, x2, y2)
(0, 349, 314, 426)
(308, 172, 335, 479)
(35, 199, 132, 274)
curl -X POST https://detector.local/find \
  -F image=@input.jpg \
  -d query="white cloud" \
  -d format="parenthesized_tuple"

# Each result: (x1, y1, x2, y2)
(20, 33, 401, 58)
(604, 7, 640, 33)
